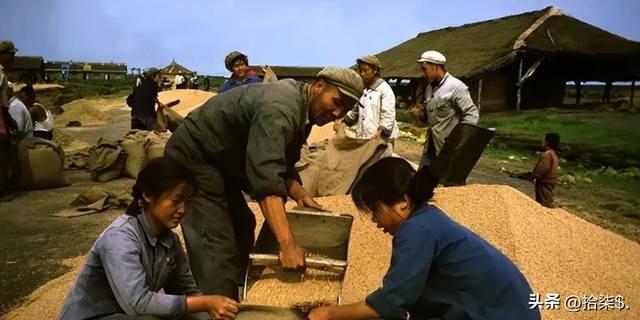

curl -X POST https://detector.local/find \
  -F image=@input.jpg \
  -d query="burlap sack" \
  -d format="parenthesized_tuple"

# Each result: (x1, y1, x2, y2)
(263, 66, 278, 83)
(145, 131, 172, 160)
(17, 138, 70, 190)
(89, 138, 125, 182)
(299, 127, 387, 197)
(121, 131, 149, 179)
(156, 106, 184, 133)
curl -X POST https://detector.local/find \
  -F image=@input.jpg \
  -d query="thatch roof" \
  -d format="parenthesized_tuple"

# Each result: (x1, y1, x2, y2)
(161, 60, 193, 75)
(375, 6, 640, 79)
(44, 61, 127, 73)
(248, 66, 324, 78)
(8, 56, 44, 70)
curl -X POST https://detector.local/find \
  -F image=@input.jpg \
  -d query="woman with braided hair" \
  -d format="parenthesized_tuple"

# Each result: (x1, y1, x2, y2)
(59, 158, 238, 320)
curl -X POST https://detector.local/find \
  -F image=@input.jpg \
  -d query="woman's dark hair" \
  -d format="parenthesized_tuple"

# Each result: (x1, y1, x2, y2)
(125, 157, 199, 216)
(351, 158, 439, 214)
(545, 133, 560, 150)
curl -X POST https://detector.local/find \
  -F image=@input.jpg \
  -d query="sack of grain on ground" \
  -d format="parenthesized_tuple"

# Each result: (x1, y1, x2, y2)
(16, 137, 70, 190)
(88, 138, 125, 182)
(120, 130, 150, 179)
(145, 130, 172, 160)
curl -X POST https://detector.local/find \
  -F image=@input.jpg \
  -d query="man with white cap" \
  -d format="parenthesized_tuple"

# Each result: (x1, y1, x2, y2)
(164, 66, 364, 300)
(410, 50, 479, 169)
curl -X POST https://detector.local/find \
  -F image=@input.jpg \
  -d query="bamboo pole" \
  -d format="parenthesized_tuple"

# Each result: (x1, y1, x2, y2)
(516, 58, 523, 112)
(478, 78, 483, 114)
(630, 81, 636, 107)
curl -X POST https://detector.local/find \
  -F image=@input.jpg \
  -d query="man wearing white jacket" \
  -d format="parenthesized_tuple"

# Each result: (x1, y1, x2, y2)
(343, 55, 399, 156)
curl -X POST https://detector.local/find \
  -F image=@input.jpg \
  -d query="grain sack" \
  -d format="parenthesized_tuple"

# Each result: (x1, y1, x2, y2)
(300, 127, 387, 197)
(121, 130, 149, 179)
(16, 137, 70, 190)
(145, 130, 172, 160)
(89, 138, 125, 182)
(156, 106, 184, 133)
(263, 66, 278, 83)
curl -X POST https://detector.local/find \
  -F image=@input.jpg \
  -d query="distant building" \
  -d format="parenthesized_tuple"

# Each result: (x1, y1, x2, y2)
(373, 6, 640, 111)
(248, 66, 324, 82)
(4, 56, 45, 84)
(44, 61, 127, 80)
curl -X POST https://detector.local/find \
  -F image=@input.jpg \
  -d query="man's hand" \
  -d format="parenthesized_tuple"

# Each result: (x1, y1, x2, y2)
(371, 129, 382, 141)
(532, 179, 537, 185)
(307, 306, 331, 320)
(205, 295, 238, 320)
(297, 196, 326, 211)
(408, 103, 426, 122)
(279, 243, 306, 272)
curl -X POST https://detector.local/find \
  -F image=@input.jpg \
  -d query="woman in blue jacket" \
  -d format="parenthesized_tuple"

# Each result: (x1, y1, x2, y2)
(58, 158, 238, 320)
(308, 158, 540, 320)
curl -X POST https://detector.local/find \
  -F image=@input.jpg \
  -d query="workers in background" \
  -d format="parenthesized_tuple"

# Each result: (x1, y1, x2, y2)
(164, 67, 363, 300)
(308, 158, 540, 320)
(8, 84, 34, 142)
(175, 71, 186, 89)
(190, 71, 199, 89)
(129, 68, 167, 131)
(217, 51, 262, 94)
(341, 55, 398, 156)
(30, 102, 55, 140)
(531, 133, 560, 208)
(0, 40, 18, 203)
(409, 51, 479, 169)
(58, 158, 238, 320)
(135, 72, 144, 87)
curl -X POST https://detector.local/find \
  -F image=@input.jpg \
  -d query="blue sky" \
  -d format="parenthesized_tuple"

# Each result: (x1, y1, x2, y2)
(1, 0, 639, 76)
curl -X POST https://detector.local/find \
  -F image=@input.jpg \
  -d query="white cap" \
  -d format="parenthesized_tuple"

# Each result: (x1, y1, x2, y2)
(417, 51, 446, 65)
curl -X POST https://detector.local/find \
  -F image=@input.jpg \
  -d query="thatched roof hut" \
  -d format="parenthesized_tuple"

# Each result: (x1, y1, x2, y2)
(375, 6, 640, 111)
(161, 59, 194, 76)
(248, 66, 324, 80)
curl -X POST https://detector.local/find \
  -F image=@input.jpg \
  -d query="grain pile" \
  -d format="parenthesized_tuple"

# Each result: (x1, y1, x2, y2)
(159, 89, 215, 118)
(55, 99, 114, 126)
(2, 256, 84, 320)
(7, 186, 640, 320)
(243, 266, 341, 307)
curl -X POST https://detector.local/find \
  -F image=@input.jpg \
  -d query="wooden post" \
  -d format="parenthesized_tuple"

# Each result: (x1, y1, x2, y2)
(606, 81, 612, 103)
(631, 81, 636, 107)
(576, 81, 581, 105)
(516, 58, 523, 112)
(478, 78, 483, 114)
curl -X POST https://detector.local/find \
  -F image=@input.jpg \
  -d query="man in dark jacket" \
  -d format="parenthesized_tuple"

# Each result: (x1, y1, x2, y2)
(164, 67, 363, 299)
(129, 67, 166, 130)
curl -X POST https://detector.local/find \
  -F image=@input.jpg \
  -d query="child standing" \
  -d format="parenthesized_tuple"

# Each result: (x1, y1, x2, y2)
(532, 133, 560, 208)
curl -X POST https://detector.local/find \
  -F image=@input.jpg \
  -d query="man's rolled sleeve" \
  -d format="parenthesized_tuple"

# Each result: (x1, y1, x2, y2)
(98, 228, 187, 318)
(453, 86, 479, 125)
(246, 106, 296, 199)
(365, 223, 434, 319)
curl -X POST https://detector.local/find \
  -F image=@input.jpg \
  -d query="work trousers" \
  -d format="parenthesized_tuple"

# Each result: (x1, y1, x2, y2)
(0, 134, 10, 197)
(535, 181, 556, 208)
(418, 134, 437, 170)
(131, 114, 159, 131)
(164, 131, 256, 300)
